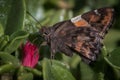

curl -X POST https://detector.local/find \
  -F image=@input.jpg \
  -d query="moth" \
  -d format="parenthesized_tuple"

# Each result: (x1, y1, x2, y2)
(39, 7, 114, 63)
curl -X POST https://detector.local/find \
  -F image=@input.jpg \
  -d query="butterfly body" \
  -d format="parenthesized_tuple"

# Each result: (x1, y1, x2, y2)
(40, 7, 114, 63)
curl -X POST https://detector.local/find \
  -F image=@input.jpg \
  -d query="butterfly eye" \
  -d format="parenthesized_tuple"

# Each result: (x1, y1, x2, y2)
(43, 32, 48, 36)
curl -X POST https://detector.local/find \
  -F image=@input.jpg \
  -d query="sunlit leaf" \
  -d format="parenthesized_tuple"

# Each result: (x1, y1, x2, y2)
(104, 30, 120, 52)
(25, 67, 42, 76)
(80, 62, 97, 80)
(42, 58, 75, 80)
(0, 52, 20, 67)
(4, 30, 29, 53)
(0, 64, 15, 74)
(105, 47, 120, 69)
(0, 35, 9, 51)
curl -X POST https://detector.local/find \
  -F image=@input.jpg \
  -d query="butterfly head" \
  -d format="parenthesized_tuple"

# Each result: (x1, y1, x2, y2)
(39, 27, 49, 36)
(39, 26, 53, 43)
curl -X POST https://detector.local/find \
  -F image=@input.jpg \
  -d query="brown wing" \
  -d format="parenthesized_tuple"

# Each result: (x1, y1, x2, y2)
(49, 7, 114, 63)
(63, 27, 102, 62)
(71, 7, 114, 37)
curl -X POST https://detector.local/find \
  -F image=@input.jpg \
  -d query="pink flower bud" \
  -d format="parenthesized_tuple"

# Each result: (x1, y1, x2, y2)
(22, 41, 39, 68)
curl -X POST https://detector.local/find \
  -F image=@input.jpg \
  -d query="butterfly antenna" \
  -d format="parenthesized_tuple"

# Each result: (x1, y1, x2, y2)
(26, 11, 43, 28)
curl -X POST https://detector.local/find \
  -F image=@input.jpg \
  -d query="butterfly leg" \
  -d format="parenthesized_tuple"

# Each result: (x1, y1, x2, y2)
(50, 40, 57, 65)
(50, 50, 55, 65)
(50, 49, 56, 59)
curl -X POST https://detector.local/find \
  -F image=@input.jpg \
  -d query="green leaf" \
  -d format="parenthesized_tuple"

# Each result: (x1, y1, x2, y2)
(0, 35, 9, 51)
(80, 62, 96, 80)
(0, 23, 4, 36)
(113, 68, 120, 79)
(101, 46, 108, 57)
(0, 52, 20, 67)
(42, 58, 75, 80)
(5, 0, 26, 35)
(0, 0, 12, 28)
(69, 55, 81, 69)
(18, 72, 33, 80)
(104, 30, 120, 52)
(0, 63, 15, 74)
(4, 30, 29, 53)
(97, 72, 104, 80)
(17, 67, 33, 80)
(25, 67, 42, 76)
(105, 47, 120, 69)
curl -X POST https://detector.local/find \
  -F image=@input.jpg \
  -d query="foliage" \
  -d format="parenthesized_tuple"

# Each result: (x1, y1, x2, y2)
(0, 0, 120, 80)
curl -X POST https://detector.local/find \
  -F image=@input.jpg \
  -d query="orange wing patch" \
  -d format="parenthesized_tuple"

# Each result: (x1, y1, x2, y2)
(74, 19, 89, 27)
(71, 15, 90, 27)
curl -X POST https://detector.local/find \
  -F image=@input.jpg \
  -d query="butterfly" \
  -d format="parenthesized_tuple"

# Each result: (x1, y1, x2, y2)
(39, 7, 114, 63)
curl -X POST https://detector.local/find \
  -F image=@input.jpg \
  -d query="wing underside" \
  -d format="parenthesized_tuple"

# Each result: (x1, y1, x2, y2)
(50, 7, 114, 63)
